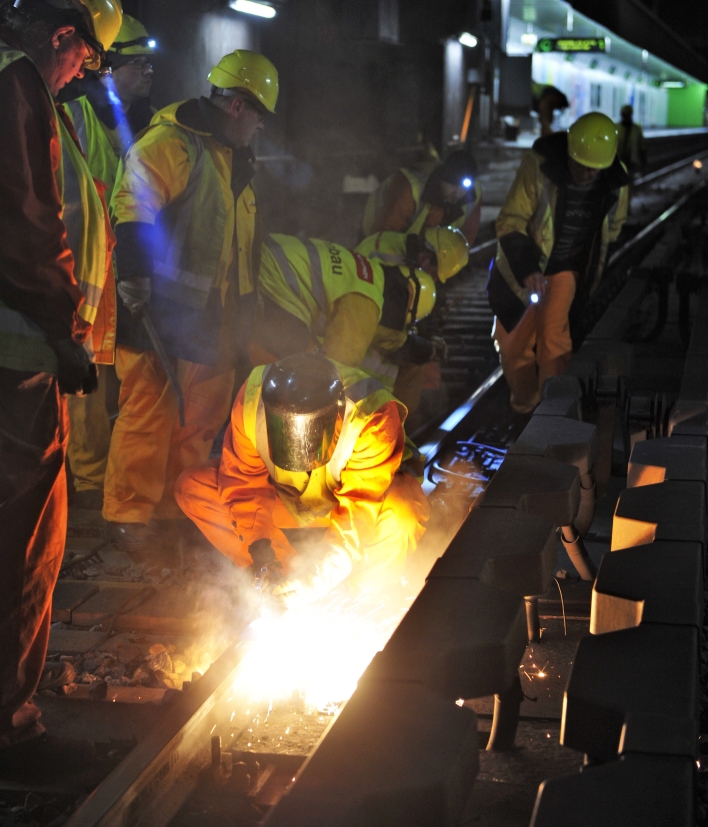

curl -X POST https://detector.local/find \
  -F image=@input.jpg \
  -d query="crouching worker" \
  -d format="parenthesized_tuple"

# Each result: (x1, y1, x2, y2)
(175, 352, 429, 607)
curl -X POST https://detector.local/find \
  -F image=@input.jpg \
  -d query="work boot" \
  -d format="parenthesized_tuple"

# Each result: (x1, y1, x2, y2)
(0, 733, 110, 788)
(107, 521, 158, 565)
(72, 488, 104, 511)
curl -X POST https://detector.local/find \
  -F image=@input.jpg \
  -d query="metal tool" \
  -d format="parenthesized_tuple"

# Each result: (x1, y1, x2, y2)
(140, 309, 185, 426)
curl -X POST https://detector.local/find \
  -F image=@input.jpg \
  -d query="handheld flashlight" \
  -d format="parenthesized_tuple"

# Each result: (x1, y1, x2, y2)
(530, 292, 539, 304)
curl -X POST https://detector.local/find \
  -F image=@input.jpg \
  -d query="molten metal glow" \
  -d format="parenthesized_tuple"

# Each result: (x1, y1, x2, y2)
(230, 586, 412, 712)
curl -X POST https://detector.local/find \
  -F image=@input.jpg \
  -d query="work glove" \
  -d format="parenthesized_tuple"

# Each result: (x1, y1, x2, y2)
(248, 538, 283, 594)
(430, 336, 449, 363)
(52, 338, 98, 395)
(117, 277, 151, 316)
(271, 544, 353, 610)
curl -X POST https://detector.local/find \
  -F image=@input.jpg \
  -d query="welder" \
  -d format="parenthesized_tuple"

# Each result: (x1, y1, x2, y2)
(63, 15, 157, 511)
(0, 0, 121, 782)
(362, 149, 482, 248)
(175, 353, 429, 607)
(488, 112, 629, 413)
(104, 49, 278, 562)
(250, 233, 447, 414)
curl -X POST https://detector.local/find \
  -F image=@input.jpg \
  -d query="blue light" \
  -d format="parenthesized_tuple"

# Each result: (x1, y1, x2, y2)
(462, 177, 473, 188)
(530, 292, 539, 304)
(147, 39, 157, 49)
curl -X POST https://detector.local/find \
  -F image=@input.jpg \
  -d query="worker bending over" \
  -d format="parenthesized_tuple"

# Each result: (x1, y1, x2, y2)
(105, 50, 278, 561)
(356, 227, 469, 413)
(0, 0, 120, 782)
(175, 353, 429, 607)
(363, 149, 482, 249)
(64, 14, 156, 511)
(251, 232, 460, 413)
(488, 112, 628, 413)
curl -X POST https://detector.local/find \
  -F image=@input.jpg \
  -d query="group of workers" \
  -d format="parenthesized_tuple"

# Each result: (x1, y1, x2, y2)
(0, 0, 478, 781)
(0, 0, 639, 784)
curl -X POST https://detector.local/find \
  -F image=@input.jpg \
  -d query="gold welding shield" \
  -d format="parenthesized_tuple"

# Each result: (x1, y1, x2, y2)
(262, 353, 345, 473)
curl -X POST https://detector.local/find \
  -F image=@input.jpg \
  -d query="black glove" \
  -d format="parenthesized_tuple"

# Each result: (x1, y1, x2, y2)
(52, 339, 98, 395)
(248, 538, 276, 569)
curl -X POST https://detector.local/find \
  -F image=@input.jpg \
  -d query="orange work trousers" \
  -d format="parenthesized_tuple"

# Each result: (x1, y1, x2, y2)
(493, 270, 576, 414)
(103, 346, 235, 524)
(174, 461, 429, 579)
(66, 363, 112, 492)
(0, 369, 68, 747)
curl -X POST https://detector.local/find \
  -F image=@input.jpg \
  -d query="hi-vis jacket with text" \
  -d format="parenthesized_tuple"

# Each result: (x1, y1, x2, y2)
(111, 97, 261, 364)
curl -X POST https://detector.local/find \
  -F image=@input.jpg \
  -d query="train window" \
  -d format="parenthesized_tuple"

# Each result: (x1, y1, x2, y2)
(590, 84, 602, 108)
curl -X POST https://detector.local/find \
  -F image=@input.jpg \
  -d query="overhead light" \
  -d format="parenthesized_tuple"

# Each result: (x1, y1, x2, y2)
(147, 39, 157, 49)
(660, 80, 686, 88)
(520, 32, 537, 46)
(229, 0, 276, 18)
(458, 32, 478, 48)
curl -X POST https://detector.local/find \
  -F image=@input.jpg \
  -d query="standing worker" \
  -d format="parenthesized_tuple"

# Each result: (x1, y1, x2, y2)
(105, 50, 278, 562)
(64, 14, 157, 511)
(487, 112, 629, 413)
(362, 150, 482, 249)
(175, 353, 430, 607)
(531, 83, 570, 137)
(0, 0, 121, 781)
(617, 104, 647, 208)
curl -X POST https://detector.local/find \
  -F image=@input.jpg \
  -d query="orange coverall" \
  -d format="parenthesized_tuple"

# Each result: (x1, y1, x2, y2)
(175, 386, 429, 578)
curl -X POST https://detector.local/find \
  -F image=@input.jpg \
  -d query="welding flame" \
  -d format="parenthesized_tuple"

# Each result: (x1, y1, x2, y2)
(230, 585, 413, 712)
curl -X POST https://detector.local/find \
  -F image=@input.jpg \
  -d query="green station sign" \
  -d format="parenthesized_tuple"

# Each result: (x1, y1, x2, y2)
(537, 37, 606, 53)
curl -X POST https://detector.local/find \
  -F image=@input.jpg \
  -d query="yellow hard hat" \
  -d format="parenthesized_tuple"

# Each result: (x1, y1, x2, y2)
(424, 226, 469, 283)
(15, 0, 123, 69)
(109, 13, 155, 55)
(567, 112, 618, 170)
(208, 49, 279, 114)
(406, 270, 437, 324)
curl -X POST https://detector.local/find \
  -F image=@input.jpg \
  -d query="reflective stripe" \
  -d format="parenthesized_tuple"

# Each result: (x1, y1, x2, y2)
(66, 100, 88, 154)
(264, 237, 301, 299)
(0, 307, 45, 338)
(303, 238, 326, 312)
(152, 259, 214, 294)
(153, 131, 210, 302)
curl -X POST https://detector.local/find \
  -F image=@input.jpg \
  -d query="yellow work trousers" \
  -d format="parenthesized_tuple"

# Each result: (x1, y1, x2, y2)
(67, 364, 111, 492)
(493, 270, 576, 414)
(103, 346, 235, 524)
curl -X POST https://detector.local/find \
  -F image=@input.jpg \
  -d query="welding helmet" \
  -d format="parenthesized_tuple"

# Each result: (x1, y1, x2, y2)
(14, 0, 123, 70)
(424, 227, 469, 283)
(262, 353, 345, 473)
(108, 14, 155, 56)
(439, 150, 478, 191)
(406, 270, 437, 325)
(568, 112, 618, 170)
(208, 49, 279, 114)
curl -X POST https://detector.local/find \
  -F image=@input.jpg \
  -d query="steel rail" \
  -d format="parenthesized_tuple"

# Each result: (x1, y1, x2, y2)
(61, 148, 708, 827)
(64, 642, 247, 827)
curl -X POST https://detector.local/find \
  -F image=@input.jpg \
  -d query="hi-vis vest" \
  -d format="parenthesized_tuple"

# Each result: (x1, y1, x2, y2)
(242, 363, 404, 526)
(258, 234, 385, 337)
(113, 102, 257, 310)
(66, 96, 123, 192)
(0, 42, 107, 374)
(362, 160, 482, 237)
(355, 231, 408, 267)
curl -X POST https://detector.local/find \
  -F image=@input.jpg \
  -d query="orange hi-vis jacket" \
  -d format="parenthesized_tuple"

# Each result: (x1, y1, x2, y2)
(219, 363, 424, 566)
